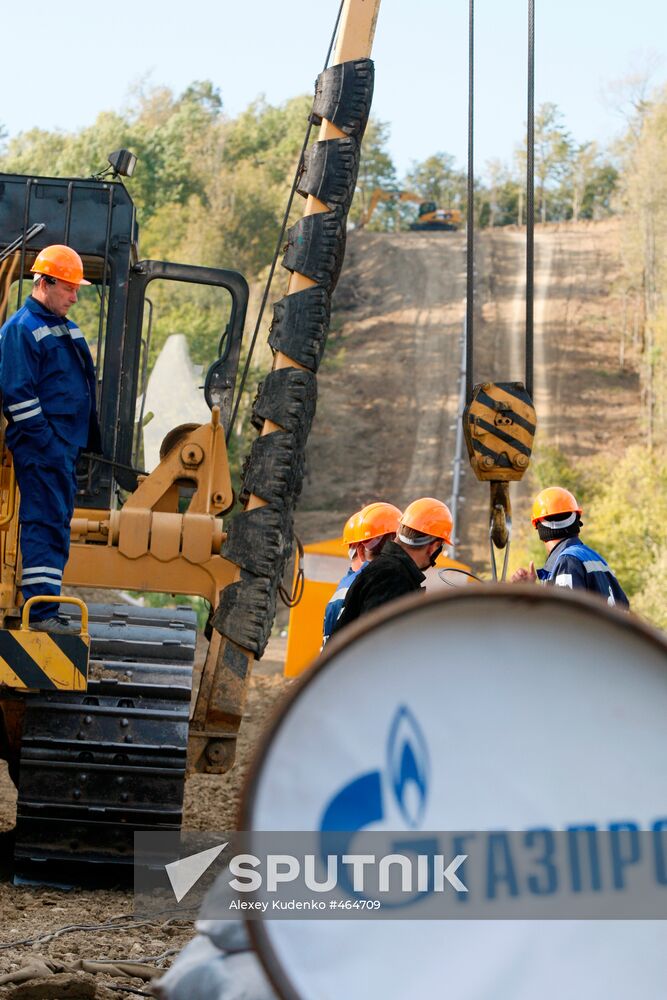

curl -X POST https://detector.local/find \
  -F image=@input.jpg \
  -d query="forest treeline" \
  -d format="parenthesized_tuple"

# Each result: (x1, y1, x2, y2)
(1, 80, 665, 626)
(0, 82, 620, 270)
(515, 82, 667, 628)
(0, 82, 623, 375)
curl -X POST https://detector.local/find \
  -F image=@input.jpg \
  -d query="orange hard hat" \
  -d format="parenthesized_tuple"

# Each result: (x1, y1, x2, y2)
(400, 497, 453, 545)
(343, 509, 364, 544)
(31, 244, 90, 286)
(531, 487, 582, 526)
(344, 502, 401, 544)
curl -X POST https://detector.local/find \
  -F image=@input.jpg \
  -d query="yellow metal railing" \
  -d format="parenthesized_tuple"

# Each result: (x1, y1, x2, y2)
(20, 596, 89, 635)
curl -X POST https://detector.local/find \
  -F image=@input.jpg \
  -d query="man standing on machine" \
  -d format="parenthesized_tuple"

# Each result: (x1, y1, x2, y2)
(0, 245, 101, 633)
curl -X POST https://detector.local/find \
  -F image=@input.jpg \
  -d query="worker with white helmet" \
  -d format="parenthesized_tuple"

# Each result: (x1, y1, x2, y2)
(322, 501, 402, 645)
(512, 486, 629, 608)
(0, 245, 102, 633)
(331, 497, 453, 634)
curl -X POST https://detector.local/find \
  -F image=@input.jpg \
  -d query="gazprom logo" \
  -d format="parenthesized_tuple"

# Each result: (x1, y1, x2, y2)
(320, 705, 430, 833)
(388, 706, 429, 828)
(315, 706, 462, 905)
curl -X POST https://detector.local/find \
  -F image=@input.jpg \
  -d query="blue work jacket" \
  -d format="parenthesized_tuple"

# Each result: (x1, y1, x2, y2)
(537, 537, 629, 609)
(0, 295, 101, 460)
(322, 563, 367, 645)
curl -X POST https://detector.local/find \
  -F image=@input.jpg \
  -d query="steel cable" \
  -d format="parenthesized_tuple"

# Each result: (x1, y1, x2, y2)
(465, 0, 475, 402)
(526, 0, 535, 397)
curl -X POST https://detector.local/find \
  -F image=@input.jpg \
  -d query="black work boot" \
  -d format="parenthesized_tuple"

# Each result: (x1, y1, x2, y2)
(29, 615, 79, 635)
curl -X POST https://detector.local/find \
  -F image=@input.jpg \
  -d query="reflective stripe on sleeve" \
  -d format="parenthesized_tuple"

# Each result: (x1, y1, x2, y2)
(12, 406, 42, 422)
(7, 398, 39, 413)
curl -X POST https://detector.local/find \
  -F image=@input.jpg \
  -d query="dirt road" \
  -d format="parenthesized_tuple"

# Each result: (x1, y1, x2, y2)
(296, 229, 468, 548)
(299, 218, 641, 566)
(0, 670, 291, 998)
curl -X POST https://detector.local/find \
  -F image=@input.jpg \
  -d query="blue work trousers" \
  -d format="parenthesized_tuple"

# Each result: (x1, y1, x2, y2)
(13, 447, 79, 622)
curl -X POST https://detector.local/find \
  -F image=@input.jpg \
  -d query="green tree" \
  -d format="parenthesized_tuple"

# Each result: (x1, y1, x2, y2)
(350, 117, 397, 229)
(584, 446, 667, 607)
(0, 82, 226, 221)
(404, 152, 466, 209)
(516, 103, 572, 223)
(398, 152, 468, 230)
(559, 141, 618, 221)
(484, 159, 521, 227)
(580, 162, 618, 219)
(618, 83, 667, 446)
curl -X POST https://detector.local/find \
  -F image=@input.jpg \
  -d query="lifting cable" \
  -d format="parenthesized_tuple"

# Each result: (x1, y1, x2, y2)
(463, 0, 537, 581)
(525, 0, 535, 399)
(227, 1, 345, 441)
(465, 0, 475, 404)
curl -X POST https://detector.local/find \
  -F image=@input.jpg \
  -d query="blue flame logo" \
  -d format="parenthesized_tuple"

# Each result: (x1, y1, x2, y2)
(318, 705, 432, 907)
(387, 706, 429, 829)
(320, 704, 429, 833)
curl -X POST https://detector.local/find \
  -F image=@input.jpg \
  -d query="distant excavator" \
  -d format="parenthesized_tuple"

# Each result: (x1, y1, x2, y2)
(358, 188, 462, 231)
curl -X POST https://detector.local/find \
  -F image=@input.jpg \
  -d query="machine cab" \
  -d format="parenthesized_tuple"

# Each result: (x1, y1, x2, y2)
(0, 156, 249, 510)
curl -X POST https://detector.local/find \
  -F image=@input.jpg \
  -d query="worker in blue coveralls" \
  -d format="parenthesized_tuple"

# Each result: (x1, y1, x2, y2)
(0, 245, 102, 633)
(322, 501, 402, 646)
(511, 486, 629, 608)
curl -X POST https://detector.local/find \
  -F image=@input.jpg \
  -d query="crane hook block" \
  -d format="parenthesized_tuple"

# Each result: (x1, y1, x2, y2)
(310, 59, 375, 138)
(463, 381, 536, 482)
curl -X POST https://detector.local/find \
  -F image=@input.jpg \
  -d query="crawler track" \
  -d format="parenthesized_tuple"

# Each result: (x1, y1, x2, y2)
(13, 603, 196, 885)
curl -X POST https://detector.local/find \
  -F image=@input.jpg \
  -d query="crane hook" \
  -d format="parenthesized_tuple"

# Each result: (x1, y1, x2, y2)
(489, 481, 511, 582)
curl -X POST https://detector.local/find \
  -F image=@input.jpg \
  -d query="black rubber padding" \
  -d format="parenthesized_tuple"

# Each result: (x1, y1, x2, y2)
(239, 431, 305, 509)
(212, 570, 279, 657)
(281, 212, 346, 295)
(268, 286, 331, 372)
(310, 59, 375, 138)
(222, 505, 294, 578)
(250, 368, 317, 444)
(297, 137, 361, 214)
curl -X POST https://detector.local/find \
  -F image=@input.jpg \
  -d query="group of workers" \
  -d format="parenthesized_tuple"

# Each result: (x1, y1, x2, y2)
(324, 485, 628, 644)
(0, 242, 629, 638)
(323, 497, 454, 643)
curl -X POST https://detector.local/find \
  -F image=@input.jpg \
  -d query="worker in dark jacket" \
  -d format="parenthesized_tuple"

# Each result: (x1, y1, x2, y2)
(512, 486, 629, 608)
(331, 497, 453, 634)
(322, 501, 402, 645)
(0, 245, 102, 633)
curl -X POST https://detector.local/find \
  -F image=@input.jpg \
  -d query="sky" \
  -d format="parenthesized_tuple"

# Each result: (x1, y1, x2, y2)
(2, 0, 666, 180)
